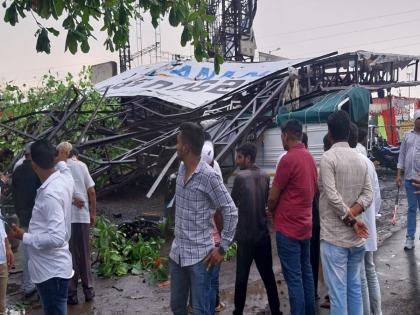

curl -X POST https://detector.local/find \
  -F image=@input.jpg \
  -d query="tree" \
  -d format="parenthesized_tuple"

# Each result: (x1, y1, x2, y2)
(2, 0, 223, 72)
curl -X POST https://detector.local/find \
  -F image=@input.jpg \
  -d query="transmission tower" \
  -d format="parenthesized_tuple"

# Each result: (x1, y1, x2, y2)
(119, 41, 131, 73)
(207, 0, 257, 62)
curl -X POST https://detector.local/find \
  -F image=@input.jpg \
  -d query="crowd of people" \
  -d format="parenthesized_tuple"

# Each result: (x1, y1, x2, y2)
(169, 109, 420, 315)
(0, 140, 96, 315)
(0, 108, 418, 315)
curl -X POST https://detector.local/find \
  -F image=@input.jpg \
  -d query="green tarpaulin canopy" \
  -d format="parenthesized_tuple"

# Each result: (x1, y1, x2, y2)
(277, 87, 371, 125)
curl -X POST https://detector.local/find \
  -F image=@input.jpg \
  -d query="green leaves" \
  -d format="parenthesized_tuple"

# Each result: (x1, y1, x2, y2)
(65, 30, 77, 54)
(62, 15, 75, 30)
(214, 52, 224, 75)
(224, 242, 237, 262)
(64, 24, 90, 54)
(81, 39, 90, 53)
(36, 28, 51, 54)
(47, 27, 59, 36)
(93, 216, 167, 281)
(180, 25, 191, 47)
(168, 7, 179, 27)
(4, 3, 18, 26)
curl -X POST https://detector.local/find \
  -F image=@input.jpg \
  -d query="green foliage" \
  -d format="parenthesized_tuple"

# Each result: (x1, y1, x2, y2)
(223, 241, 237, 262)
(0, 69, 87, 150)
(93, 216, 168, 282)
(0, 68, 120, 171)
(2, 0, 224, 72)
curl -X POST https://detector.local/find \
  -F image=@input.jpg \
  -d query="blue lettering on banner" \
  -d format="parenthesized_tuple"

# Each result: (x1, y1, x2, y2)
(237, 72, 259, 78)
(220, 71, 235, 79)
(170, 65, 192, 77)
(195, 67, 215, 80)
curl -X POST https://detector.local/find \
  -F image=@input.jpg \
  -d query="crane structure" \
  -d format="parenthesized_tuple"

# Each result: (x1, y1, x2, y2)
(208, 0, 257, 62)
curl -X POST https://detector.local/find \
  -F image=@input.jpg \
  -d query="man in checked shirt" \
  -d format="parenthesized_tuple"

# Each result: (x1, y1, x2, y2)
(169, 122, 238, 315)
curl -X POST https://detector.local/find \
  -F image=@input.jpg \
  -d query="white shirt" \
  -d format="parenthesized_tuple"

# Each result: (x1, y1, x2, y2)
(13, 156, 25, 171)
(213, 160, 223, 179)
(0, 187, 6, 264)
(276, 152, 287, 169)
(356, 143, 368, 156)
(66, 158, 95, 224)
(23, 161, 74, 283)
(0, 221, 5, 265)
(359, 153, 381, 252)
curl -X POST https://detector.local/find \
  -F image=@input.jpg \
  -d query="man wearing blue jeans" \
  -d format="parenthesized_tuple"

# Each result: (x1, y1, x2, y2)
(396, 109, 420, 250)
(9, 140, 74, 315)
(169, 123, 237, 315)
(268, 120, 317, 315)
(318, 111, 372, 315)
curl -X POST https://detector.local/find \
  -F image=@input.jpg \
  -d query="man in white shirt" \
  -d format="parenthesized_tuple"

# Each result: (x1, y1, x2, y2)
(349, 124, 382, 315)
(56, 142, 96, 305)
(0, 185, 14, 315)
(10, 139, 74, 315)
(356, 128, 368, 156)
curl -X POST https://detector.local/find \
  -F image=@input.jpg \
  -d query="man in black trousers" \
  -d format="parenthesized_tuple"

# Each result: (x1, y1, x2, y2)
(231, 143, 282, 315)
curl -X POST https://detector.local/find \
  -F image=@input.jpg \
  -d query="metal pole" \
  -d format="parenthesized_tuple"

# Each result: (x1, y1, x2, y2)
(76, 87, 109, 145)
(407, 72, 411, 98)
(146, 152, 177, 199)
(387, 88, 394, 145)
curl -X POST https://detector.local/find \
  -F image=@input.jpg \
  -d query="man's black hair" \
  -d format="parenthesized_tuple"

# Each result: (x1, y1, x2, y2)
(236, 142, 257, 163)
(179, 122, 205, 156)
(69, 148, 79, 159)
(30, 139, 56, 170)
(323, 134, 332, 152)
(204, 131, 212, 142)
(358, 127, 367, 144)
(302, 132, 308, 148)
(348, 123, 358, 148)
(327, 110, 350, 142)
(281, 119, 303, 141)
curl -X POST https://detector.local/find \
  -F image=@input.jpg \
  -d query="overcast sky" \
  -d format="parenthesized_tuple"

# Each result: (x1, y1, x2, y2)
(1, 0, 419, 95)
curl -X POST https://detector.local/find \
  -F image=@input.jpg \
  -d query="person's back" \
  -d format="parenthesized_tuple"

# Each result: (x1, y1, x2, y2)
(232, 166, 269, 242)
(12, 147, 42, 297)
(66, 158, 93, 223)
(358, 152, 382, 315)
(13, 159, 41, 227)
(318, 111, 372, 315)
(319, 144, 370, 248)
(358, 154, 379, 251)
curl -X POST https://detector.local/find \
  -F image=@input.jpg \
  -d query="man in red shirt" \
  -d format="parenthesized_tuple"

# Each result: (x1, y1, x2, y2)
(268, 119, 317, 315)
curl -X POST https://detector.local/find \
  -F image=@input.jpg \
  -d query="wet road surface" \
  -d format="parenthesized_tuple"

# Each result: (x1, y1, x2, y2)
(6, 169, 418, 314)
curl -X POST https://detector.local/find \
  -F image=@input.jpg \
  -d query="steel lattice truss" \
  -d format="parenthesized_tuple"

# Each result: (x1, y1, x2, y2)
(1, 52, 419, 199)
(208, 0, 257, 62)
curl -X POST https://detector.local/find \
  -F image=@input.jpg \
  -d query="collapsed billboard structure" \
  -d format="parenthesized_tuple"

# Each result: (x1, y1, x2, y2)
(1, 51, 419, 197)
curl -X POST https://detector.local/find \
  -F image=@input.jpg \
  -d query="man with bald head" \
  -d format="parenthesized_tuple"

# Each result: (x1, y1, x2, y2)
(57, 142, 96, 305)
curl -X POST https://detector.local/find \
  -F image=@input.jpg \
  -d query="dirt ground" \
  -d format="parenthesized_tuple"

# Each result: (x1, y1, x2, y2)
(5, 168, 408, 314)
